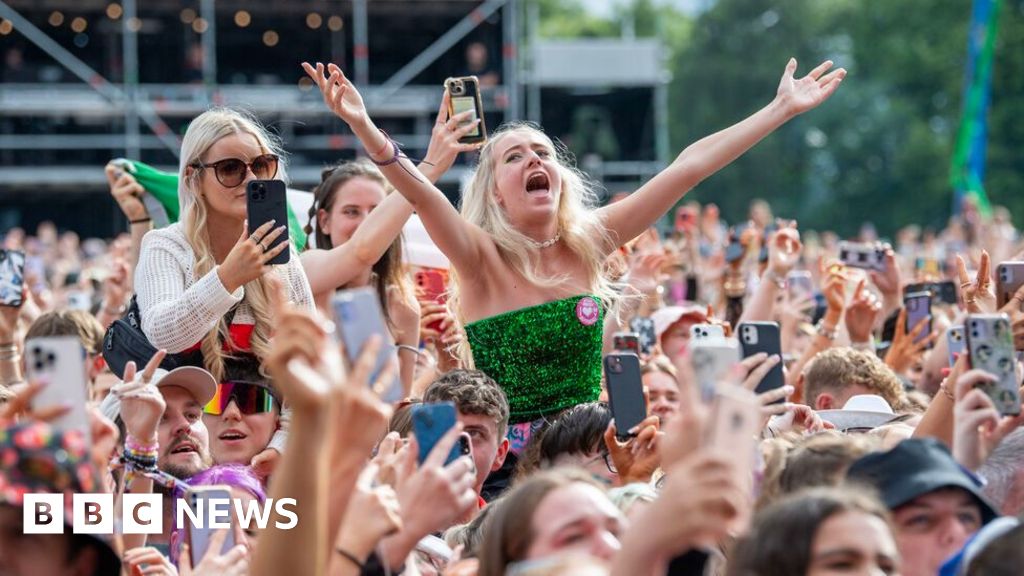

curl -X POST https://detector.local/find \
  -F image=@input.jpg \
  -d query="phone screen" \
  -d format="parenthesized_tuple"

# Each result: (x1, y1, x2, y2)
(451, 96, 480, 137)
(0, 250, 25, 307)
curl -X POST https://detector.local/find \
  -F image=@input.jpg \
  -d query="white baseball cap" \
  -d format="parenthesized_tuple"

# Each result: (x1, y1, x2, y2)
(99, 365, 217, 423)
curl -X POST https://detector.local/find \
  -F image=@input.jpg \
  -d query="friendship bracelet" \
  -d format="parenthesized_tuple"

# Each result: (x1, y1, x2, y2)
(335, 547, 366, 570)
(125, 436, 159, 453)
(129, 217, 152, 225)
(370, 137, 402, 167)
(370, 129, 393, 157)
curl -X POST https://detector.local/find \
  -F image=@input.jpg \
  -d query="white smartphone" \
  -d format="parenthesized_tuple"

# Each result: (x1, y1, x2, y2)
(187, 486, 237, 566)
(24, 336, 90, 436)
(689, 338, 740, 402)
(331, 287, 403, 403)
(690, 323, 726, 341)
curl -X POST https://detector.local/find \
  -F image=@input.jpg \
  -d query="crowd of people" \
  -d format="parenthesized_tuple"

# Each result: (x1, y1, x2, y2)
(1, 55, 1023, 576)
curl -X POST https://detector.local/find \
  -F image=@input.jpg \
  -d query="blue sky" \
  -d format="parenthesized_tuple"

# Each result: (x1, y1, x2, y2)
(581, 0, 715, 18)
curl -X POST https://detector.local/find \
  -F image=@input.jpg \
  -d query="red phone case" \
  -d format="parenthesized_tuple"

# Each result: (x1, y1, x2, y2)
(416, 270, 448, 334)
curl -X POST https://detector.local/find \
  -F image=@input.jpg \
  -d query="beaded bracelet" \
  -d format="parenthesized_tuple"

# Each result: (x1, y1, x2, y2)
(125, 436, 158, 453)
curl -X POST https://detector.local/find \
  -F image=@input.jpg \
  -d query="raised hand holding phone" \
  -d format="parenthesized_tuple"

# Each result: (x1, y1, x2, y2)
(218, 219, 287, 293)
(24, 336, 90, 436)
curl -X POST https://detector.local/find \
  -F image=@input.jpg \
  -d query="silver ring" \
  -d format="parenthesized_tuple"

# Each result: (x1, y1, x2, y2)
(259, 241, 268, 252)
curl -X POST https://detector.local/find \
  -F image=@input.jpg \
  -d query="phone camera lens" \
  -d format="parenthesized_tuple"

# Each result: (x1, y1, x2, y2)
(46, 352, 55, 363)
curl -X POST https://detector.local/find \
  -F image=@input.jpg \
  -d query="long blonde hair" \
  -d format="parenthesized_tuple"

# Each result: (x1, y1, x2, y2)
(450, 122, 618, 321)
(178, 107, 288, 382)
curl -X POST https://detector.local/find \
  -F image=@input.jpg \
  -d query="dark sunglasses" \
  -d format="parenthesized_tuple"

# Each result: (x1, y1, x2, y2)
(191, 153, 279, 188)
(203, 381, 280, 416)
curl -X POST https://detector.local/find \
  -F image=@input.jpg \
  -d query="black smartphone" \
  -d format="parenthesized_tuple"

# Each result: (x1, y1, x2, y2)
(411, 402, 468, 465)
(246, 179, 289, 265)
(629, 317, 657, 356)
(445, 76, 487, 145)
(965, 314, 1021, 415)
(904, 291, 932, 345)
(737, 322, 785, 396)
(905, 281, 958, 306)
(604, 353, 647, 440)
(996, 262, 1024, 309)
(839, 241, 885, 271)
(0, 249, 25, 307)
(612, 332, 640, 355)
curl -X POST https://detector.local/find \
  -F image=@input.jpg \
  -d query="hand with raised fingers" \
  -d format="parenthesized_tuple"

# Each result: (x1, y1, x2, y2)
(952, 369, 1024, 471)
(604, 415, 662, 485)
(178, 529, 249, 576)
(776, 58, 846, 117)
(302, 62, 368, 127)
(845, 279, 882, 344)
(884, 307, 937, 375)
(334, 463, 404, 562)
(105, 163, 148, 222)
(218, 220, 288, 293)
(122, 546, 178, 576)
(821, 264, 847, 314)
(957, 251, 996, 314)
(421, 88, 482, 178)
(740, 352, 783, 394)
(868, 244, 900, 298)
(102, 258, 132, 312)
(767, 226, 803, 277)
(115, 350, 169, 444)
(394, 428, 478, 539)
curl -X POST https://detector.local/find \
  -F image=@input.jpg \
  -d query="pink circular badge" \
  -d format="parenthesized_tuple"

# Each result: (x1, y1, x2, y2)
(575, 296, 599, 326)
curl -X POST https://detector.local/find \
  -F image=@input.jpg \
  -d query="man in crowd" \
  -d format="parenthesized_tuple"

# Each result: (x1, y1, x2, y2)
(802, 347, 905, 411)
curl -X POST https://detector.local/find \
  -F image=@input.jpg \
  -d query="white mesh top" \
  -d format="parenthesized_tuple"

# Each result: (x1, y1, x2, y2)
(135, 222, 314, 353)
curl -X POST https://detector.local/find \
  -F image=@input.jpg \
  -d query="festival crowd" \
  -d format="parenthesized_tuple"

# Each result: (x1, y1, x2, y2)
(1, 57, 1023, 576)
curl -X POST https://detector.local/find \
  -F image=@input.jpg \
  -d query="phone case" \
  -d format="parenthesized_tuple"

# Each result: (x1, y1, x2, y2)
(188, 487, 236, 567)
(629, 316, 657, 356)
(839, 242, 885, 271)
(996, 262, 1024, 309)
(707, 383, 760, 530)
(965, 314, 1021, 415)
(445, 76, 487, 144)
(604, 353, 647, 440)
(24, 336, 90, 434)
(690, 338, 741, 403)
(947, 326, 966, 368)
(331, 287, 402, 403)
(246, 180, 290, 265)
(0, 249, 25, 307)
(690, 324, 725, 341)
(412, 402, 462, 465)
(737, 322, 785, 396)
(904, 291, 932, 345)
(415, 269, 448, 334)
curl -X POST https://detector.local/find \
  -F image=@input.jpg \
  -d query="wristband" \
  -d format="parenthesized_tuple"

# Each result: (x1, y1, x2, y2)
(763, 269, 786, 290)
(129, 217, 152, 225)
(335, 548, 365, 570)
(816, 321, 838, 341)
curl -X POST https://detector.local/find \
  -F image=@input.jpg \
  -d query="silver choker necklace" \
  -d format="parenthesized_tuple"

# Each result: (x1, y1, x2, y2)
(530, 232, 561, 249)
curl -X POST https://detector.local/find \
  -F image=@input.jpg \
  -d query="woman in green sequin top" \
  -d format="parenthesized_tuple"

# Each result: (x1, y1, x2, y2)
(303, 59, 845, 422)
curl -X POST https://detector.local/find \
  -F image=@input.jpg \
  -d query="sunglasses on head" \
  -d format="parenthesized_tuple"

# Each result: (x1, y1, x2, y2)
(191, 153, 279, 188)
(203, 381, 280, 416)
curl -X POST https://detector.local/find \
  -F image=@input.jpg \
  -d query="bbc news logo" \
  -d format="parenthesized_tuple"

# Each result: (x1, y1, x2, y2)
(23, 494, 298, 534)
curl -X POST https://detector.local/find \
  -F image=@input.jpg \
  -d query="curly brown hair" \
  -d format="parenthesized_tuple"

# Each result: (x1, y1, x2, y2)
(802, 347, 904, 410)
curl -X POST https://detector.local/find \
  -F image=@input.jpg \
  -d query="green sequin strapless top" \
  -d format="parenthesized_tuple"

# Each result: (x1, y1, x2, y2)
(465, 295, 604, 424)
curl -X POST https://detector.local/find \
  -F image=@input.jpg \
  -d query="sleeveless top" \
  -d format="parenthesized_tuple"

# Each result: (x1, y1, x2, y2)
(465, 295, 603, 424)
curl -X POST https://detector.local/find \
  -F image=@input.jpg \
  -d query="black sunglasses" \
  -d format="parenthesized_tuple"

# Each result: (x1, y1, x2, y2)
(191, 153, 279, 188)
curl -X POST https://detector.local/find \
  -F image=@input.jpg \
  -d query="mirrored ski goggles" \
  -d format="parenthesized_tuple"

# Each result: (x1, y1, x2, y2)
(203, 381, 280, 415)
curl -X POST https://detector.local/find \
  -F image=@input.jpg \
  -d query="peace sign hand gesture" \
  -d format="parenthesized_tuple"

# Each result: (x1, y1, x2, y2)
(302, 62, 368, 128)
(777, 58, 846, 117)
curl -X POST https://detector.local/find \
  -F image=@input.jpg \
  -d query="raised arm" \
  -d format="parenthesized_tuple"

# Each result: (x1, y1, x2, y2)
(597, 59, 845, 250)
(301, 91, 478, 297)
(302, 62, 493, 279)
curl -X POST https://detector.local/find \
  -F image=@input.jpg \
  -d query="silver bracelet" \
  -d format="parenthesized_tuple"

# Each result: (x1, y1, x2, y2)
(816, 321, 839, 341)
(396, 344, 423, 357)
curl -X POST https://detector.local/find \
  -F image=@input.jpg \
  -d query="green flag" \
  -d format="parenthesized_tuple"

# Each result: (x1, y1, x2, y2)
(112, 158, 307, 252)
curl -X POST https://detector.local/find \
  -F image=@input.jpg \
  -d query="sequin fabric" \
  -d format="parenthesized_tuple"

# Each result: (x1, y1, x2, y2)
(465, 295, 604, 424)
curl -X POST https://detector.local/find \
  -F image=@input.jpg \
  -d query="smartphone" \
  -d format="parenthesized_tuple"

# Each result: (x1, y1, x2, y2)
(690, 323, 725, 341)
(331, 287, 402, 403)
(0, 249, 25, 307)
(628, 316, 657, 356)
(604, 353, 647, 440)
(411, 402, 466, 465)
(246, 179, 289, 265)
(947, 325, 966, 368)
(965, 314, 1021, 415)
(612, 332, 640, 355)
(690, 338, 741, 403)
(786, 270, 813, 301)
(186, 486, 237, 567)
(24, 336, 90, 435)
(707, 383, 760, 529)
(996, 262, 1024, 309)
(444, 76, 487, 145)
(905, 281, 958, 306)
(415, 269, 448, 334)
(737, 322, 785, 396)
(839, 241, 885, 272)
(903, 291, 932, 345)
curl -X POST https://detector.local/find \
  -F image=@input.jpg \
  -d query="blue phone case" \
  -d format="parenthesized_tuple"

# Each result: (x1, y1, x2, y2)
(411, 402, 461, 465)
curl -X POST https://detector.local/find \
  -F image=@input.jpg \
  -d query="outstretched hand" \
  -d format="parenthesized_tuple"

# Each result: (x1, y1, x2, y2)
(777, 59, 846, 116)
(302, 62, 368, 127)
